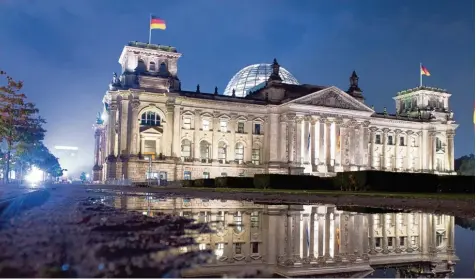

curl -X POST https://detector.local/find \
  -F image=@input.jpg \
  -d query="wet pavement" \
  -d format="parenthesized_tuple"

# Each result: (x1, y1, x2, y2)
(0, 184, 473, 278)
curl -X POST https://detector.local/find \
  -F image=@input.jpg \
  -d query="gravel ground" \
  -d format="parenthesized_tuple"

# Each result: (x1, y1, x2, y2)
(89, 185, 475, 219)
(0, 186, 218, 277)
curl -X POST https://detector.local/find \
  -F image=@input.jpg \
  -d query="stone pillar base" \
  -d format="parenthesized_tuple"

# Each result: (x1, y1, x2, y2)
(317, 165, 328, 173)
(334, 165, 344, 172)
(350, 165, 359, 171)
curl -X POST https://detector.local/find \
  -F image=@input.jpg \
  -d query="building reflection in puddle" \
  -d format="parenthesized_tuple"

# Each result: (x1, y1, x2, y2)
(109, 194, 458, 278)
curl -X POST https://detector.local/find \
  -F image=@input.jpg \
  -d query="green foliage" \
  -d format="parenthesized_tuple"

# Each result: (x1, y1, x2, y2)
(215, 177, 254, 188)
(253, 174, 334, 190)
(80, 172, 87, 182)
(0, 71, 58, 182)
(191, 179, 215, 188)
(455, 154, 475, 176)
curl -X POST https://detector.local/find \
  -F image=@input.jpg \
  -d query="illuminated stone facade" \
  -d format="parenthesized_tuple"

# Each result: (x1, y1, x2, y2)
(93, 42, 458, 182)
(113, 196, 458, 278)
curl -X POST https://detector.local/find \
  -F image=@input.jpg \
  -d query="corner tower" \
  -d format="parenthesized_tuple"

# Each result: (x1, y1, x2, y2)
(114, 41, 183, 92)
(393, 86, 454, 122)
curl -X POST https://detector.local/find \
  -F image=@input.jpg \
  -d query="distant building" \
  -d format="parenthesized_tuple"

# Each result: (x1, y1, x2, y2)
(93, 41, 458, 182)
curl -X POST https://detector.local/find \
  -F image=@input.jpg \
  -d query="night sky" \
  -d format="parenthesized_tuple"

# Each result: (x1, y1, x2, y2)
(0, 0, 474, 173)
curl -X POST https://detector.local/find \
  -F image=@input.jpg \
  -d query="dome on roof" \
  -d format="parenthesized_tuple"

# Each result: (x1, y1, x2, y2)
(223, 63, 299, 97)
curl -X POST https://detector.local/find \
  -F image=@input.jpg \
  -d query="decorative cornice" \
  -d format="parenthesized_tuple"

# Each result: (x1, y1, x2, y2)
(382, 128, 390, 133)
(369, 126, 379, 132)
(394, 129, 402, 134)
(406, 130, 414, 135)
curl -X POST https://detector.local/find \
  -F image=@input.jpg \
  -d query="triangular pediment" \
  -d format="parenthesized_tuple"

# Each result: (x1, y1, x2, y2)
(139, 126, 163, 134)
(287, 86, 374, 112)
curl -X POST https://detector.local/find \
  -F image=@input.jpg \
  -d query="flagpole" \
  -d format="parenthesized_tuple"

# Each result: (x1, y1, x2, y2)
(419, 62, 422, 87)
(148, 14, 152, 44)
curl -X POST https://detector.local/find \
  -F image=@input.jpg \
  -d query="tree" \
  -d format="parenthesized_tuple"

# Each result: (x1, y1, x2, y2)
(455, 154, 475, 176)
(16, 142, 63, 180)
(0, 71, 46, 182)
(80, 172, 87, 183)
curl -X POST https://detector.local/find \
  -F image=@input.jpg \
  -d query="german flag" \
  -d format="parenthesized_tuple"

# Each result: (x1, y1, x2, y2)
(420, 65, 431, 76)
(150, 16, 166, 30)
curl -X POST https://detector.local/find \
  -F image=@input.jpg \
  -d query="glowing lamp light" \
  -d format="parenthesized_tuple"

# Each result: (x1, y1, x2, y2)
(25, 167, 43, 183)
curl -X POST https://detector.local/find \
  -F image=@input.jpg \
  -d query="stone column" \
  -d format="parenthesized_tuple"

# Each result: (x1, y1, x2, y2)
(317, 213, 325, 259)
(333, 212, 340, 259)
(119, 96, 130, 155)
(368, 215, 376, 254)
(430, 132, 436, 171)
(287, 116, 295, 163)
(324, 208, 331, 259)
(405, 213, 411, 251)
(360, 122, 370, 168)
(394, 129, 401, 170)
(382, 214, 388, 253)
(172, 106, 181, 158)
(193, 110, 201, 160)
(319, 120, 326, 166)
(405, 131, 413, 171)
(296, 117, 303, 164)
(325, 119, 332, 166)
(164, 104, 174, 157)
(108, 102, 118, 156)
(395, 213, 400, 250)
(421, 130, 428, 171)
(369, 127, 377, 169)
(310, 118, 317, 168)
(358, 123, 365, 167)
(382, 128, 389, 170)
(269, 113, 280, 163)
(417, 131, 423, 171)
(212, 111, 220, 161)
(130, 100, 141, 155)
(279, 115, 288, 162)
(303, 117, 311, 165)
(94, 129, 101, 166)
(421, 214, 429, 254)
(446, 131, 455, 171)
(309, 209, 317, 261)
(334, 119, 343, 168)
(447, 216, 455, 255)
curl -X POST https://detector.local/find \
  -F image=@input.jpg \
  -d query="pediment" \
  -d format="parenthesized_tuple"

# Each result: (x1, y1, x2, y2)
(139, 126, 163, 134)
(288, 86, 374, 112)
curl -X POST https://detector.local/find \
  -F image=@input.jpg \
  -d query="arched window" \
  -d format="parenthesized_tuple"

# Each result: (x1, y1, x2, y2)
(159, 62, 168, 75)
(136, 59, 147, 73)
(141, 111, 161, 126)
(218, 141, 227, 163)
(252, 143, 261, 165)
(200, 141, 211, 160)
(181, 139, 192, 158)
(149, 61, 156, 71)
(235, 143, 244, 164)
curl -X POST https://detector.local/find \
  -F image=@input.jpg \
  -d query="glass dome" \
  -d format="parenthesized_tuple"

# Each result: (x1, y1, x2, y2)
(223, 63, 299, 97)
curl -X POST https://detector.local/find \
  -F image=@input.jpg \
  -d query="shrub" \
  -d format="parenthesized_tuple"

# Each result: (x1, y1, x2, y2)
(253, 174, 334, 190)
(192, 179, 215, 188)
(181, 180, 193, 187)
(215, 177, 254, 188)
(437, 175, 475, 193)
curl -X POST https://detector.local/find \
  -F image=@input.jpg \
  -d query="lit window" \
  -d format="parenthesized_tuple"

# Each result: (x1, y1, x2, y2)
(237, 122, 245, 133)
(183, 117, 191, 129)
(218, 141, 227, 162)
(251, 211, 259, 228)
(252, 147, 260, 165)
(200, 141, 211, 159)
(234, 212, 243, 233)
(141, 111, 161, 126)
(215, 243, 224, 257)
(181, 139, 191, 158)
(375, 134, 381, 144)
(235, 143, 244, 163)
(220, 120, 227, 132)
(183, 171, 191, 180)
(202, 119, 210, 131)
(254, 123, 261, 135)
(203, 172, 210, 179)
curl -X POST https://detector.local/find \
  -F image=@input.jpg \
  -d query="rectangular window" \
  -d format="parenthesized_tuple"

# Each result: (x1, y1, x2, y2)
(252, 149, 260, 165)
(376, 237, 382, 248)
(183, 117, 191, 129)
(183, 171, 191, 180)
(221, 172, 227, 177)
(254, 123, 261, 135)
(238, 122, 245, 133)
(251, 242, 259, 254)
(411, 236, 418, 246)
(198, 211, 208, 223)
(400, 136, 405, 146)
(375, 134, 381, 144)
(202, 119, 210, 131)
(220, 120, 227, 132)
(203, 172, 210, 179)
(399, 236, 405, 246)
(235, 243, 242, 254)
(251, 212, 259, 228)
(388, 135, 393, 145)
(436, 233, 444, 246)
(388, 237, 393, 247)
